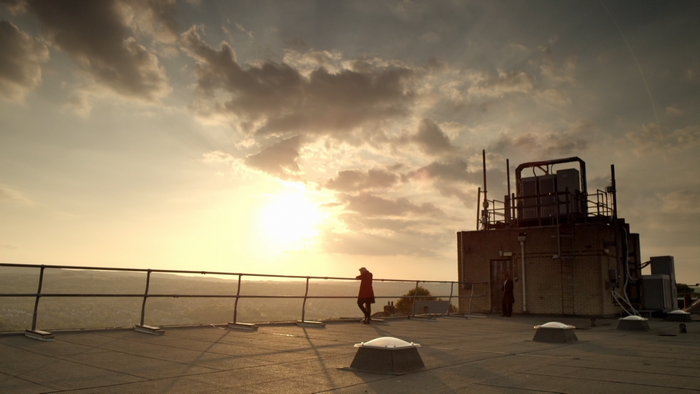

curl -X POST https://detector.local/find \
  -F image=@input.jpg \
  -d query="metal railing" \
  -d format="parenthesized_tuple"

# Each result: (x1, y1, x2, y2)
(479, 190, 614, 229)
(0, 263, 487, 332)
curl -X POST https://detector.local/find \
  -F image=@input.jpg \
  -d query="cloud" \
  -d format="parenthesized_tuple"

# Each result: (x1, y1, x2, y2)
(180, 26, 416, 141)
(340, 192, 443, 217)
(0, 184, 33, 206)
(244, 135, 302, 180)
(626, 123, 700, 152)
(325, 169, 399, 192)
(410, 118, 456, 156)
(24, 0, 171, 102)
(124, 0, 180, 44)
(467, 69, 533, 98)
(659, 189, 700, 214)
(0, 21, 49, 102)
(490, 121, 593, 157)
(0, 0, 26, 14)
(320, 228, 444, 257)
(534, 88, 570, 108)
(319, 192, 453, 257)
(433, 184, 474, 207)
(665, 106, 684, 116)
(537, 46, 577, 84)
(408, 157, 470, 183)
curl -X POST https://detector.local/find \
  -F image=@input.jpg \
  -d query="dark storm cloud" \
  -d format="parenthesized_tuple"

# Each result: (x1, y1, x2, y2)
(22, 0, 171, 101)
(244, 135, 301, 180)
(410, 118, 455, 155)
(180, 26, 415, 140)
(325, 168, 398, 192)
(0, 21, 48, 101)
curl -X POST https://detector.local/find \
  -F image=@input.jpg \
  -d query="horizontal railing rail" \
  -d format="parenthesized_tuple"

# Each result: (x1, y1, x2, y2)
(0, 263, 487, 333)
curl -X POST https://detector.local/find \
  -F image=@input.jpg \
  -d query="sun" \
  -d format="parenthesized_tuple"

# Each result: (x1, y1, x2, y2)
(261, 191, 323, 249)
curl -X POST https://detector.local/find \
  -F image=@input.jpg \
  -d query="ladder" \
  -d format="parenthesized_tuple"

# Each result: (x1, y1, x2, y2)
(554, 203, 576, 315)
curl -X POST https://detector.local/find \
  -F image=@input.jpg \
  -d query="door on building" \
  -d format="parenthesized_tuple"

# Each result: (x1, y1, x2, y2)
(490, 259, 514, 314)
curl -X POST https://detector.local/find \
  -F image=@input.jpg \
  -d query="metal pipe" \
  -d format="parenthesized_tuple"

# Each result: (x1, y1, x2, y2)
(476, 187, 481, 230)
(519, 236, 527, 313)
(3, 293, 489, 300)
(506, 159, 511, 223)
(412, 281, 420, 317)
(515, 156, 588, 198)
(301, 277, 310, 322)
(611, 165, 618, 220)
(482, 150, 488, 228)
(0, 262, 475, 284)
(447, 283, 454, 316)
(0, 263, 495, 331)
(469, 285, 475, 314)
(482, 150, 488, 203)
(233, 274, 242, 324)
(139, 270, 152, 326)
(30, 265, 46, 331)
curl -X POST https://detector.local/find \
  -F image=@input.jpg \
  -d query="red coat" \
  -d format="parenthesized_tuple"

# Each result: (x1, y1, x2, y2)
(356, 271, 375, 303)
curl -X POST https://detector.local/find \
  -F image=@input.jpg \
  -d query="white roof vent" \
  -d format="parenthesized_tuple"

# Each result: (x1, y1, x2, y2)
(534, 322, 576, 329)
(354, 336, 420, 348)
(619, 315, 648, 321)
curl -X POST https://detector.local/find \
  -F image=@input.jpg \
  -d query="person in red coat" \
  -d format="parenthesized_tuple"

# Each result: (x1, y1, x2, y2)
(501, 271, 514, 317)
(356, 267, 375, 324)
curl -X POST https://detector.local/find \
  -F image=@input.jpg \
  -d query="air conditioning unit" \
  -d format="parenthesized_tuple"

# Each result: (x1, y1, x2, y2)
(641, 274, 673, 311)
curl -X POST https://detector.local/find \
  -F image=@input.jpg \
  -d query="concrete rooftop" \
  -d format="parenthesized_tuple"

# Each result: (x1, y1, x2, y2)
(1, 315, 699, 393)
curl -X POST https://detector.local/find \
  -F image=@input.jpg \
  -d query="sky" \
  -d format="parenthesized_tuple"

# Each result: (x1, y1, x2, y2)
(1, 0, 698, 284)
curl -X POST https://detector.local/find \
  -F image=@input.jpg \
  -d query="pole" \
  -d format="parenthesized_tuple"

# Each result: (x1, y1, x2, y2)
(519, 238, 527, 313)
(139, 270, 152, 326)
(232, 274, 242, 324)
(30, 266, 46, 331)
(301, 277, 310, 322)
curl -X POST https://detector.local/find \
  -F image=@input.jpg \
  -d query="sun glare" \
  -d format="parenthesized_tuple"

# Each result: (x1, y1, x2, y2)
(261, 191, 323, 249)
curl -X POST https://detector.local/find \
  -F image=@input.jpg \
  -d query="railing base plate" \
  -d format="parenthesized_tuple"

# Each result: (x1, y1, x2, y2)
(134, 325, 165, 335)
(297, 320, 326, 328)
(363, 318, 386, 324)
(228, 322, 258, 331)
(409, 315, 438, 322)
(25, 330, 55, 341)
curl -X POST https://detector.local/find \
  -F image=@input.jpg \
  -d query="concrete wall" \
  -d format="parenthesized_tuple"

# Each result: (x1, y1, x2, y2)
(457, 222, 637, 316)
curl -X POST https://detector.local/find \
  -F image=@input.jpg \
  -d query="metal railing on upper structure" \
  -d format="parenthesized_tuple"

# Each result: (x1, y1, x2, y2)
(478, 189, 614, 230)
(0, 263, 487, 333)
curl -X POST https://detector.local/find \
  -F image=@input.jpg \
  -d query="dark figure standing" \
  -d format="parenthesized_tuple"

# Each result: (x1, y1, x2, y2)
(356, 267, 375, 324)
(501, 271, 514, 317)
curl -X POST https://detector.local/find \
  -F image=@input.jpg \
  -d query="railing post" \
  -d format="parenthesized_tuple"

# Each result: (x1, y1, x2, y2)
(233, 274, 242, 324)
(469, 283, 475, 315)
(301, 277, 310, 322)
(30, 265, 46, 331)
(139, 270, 152, 326)
(411, 281, 420, 317)
(447, 282, 454, 316)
